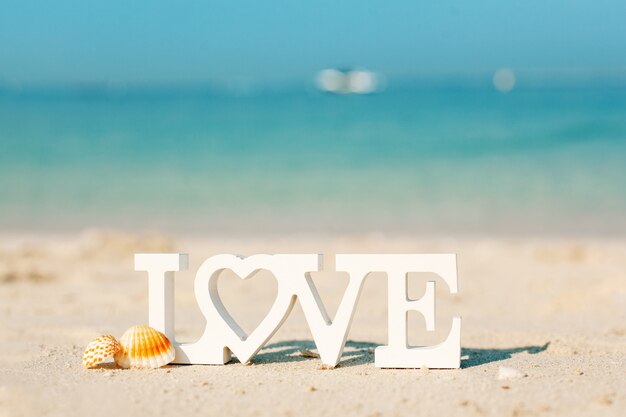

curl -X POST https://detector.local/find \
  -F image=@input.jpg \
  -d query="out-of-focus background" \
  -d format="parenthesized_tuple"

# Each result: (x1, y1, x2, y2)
(1, 0, 625, 236)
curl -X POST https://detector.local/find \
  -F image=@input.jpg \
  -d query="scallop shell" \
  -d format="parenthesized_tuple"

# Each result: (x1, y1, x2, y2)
(113, 325, 175, 369)
(82, 335, 121, 368)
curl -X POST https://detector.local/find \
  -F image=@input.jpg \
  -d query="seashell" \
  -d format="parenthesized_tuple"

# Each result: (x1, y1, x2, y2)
(497, 366, 526, 380)
(114, 325, 175, 369)
(82, 335, 121, 368)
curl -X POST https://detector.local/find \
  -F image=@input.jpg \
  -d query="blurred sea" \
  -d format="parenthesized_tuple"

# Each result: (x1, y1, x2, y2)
(1, 86, 625, 235)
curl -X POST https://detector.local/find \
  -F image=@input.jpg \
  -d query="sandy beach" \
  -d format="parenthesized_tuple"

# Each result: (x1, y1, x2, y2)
(0, 230, 624, 417)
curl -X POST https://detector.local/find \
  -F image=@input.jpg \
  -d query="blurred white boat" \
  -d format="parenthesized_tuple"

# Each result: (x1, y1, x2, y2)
(315, 68, 381, 94)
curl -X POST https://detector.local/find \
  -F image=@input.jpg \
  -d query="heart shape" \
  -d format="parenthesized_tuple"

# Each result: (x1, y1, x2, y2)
(190, 254, 316, 364)
(215, 268, 279, 337)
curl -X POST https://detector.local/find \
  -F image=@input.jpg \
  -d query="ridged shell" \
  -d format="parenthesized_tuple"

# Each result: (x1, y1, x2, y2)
(82, 335, 121, 368)
(113, 325, 175, 369)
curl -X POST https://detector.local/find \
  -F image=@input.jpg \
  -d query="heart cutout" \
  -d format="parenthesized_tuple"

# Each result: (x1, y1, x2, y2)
(193, 254, 298, 364)
(214, 268, 280, 339)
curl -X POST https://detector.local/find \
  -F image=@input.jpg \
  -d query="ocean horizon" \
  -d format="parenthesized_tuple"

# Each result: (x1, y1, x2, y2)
(1, 84, 625, 236)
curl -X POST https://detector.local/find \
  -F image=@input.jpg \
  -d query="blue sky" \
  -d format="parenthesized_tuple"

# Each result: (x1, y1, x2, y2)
(1, 0, 625, 84)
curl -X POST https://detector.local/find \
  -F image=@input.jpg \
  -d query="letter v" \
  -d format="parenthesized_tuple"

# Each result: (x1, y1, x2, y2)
(295, 256, 369, 367)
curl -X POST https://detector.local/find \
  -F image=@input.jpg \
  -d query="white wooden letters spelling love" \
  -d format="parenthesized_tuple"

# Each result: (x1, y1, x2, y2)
(135, 253, 461, 369)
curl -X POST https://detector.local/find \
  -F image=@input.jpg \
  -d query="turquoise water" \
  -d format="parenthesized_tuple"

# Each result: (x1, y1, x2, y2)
(1, 87, 625, 235)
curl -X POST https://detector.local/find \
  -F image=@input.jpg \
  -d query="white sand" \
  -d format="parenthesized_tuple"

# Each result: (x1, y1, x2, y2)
(0, 230, 624, 416)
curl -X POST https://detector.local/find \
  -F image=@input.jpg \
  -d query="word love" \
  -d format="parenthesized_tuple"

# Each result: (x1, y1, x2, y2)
(136, 253, 461, 369)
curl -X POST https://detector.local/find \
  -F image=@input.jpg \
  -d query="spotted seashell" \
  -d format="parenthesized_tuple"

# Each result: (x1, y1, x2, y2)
(82, 335, 121, 368)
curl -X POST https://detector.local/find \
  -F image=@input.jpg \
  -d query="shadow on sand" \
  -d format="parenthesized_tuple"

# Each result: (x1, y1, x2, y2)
(460, 343, 550, 368)
(253, 340, 550, 369)
(250, 339, 378, 367)
(91, 341, 549, 369)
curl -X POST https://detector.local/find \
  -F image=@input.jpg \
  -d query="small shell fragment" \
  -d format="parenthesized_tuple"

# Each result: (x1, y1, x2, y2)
(114, 325, 175, 369)
(497, 366, 526, 380)
(82, 335, 121, 368)
(299, 349, 320, 359)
